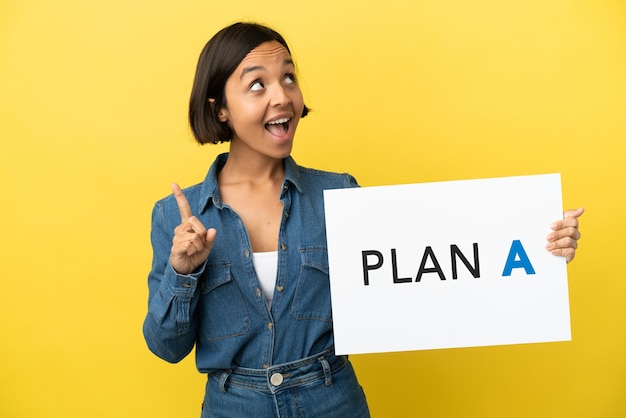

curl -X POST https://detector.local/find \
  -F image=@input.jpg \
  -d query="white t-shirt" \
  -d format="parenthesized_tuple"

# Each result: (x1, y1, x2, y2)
(252, 251, 278, 308)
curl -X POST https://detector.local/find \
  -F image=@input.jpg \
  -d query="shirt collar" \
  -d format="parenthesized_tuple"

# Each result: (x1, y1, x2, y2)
(198, 153, 303, 213)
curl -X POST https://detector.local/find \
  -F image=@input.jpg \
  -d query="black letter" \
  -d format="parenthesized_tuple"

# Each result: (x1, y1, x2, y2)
(451, 243, 480, 279)
(362, 250, 383, 286)
(391, 248, 412, 284)
(415, 246, 446, 282)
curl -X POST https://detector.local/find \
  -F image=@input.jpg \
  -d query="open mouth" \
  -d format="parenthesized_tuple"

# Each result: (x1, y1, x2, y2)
(265, 117, 290, 135)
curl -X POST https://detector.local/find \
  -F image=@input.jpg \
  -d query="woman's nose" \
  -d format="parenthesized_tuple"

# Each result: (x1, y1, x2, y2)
(270, 84, 291, 106)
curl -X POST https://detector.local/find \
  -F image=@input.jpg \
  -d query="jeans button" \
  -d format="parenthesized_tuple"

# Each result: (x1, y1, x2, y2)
(270, 373, 284, 386)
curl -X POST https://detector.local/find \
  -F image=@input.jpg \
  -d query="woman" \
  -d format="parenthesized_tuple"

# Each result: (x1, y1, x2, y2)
(143, 22, 583, 417)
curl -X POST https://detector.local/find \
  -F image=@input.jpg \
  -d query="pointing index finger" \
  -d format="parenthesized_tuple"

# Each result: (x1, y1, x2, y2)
(171, 183, 193, 220)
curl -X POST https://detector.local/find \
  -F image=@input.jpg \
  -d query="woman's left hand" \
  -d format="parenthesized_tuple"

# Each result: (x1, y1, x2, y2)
(546, 208, 584, 263)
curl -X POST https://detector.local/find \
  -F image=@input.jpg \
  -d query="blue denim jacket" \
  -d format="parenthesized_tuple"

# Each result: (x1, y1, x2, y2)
(143, 153, 358, 372)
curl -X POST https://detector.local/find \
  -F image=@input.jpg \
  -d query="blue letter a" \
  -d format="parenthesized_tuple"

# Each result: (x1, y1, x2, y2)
(502, 240, 536, 276)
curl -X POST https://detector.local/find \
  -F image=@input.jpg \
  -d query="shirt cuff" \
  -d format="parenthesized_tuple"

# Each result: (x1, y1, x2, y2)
(166, 259, 208, 295)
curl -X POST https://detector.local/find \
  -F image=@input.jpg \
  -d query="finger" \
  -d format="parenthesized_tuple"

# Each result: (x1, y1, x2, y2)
(560, 218, 580, 230)
(171, 183, 193, 221)
(547, 226, 581, 242)
(563, 207, 585, 219)
(550, 208, 584, 232)
(185, 239, 199, 256)
(548, 236, 578, 251)
(546, 236, 577, 261)
(203, 228, 217, 252)
(173, 222, 211, 247)
(171, 234, 195, 255)
(185, 228, 216, 255)
(547, 230, 577, 244)
(173, 217, 205, 239)
(186, 216, 207, 235)
(549, 247, 576, 263)
(173, 229, 205, 248)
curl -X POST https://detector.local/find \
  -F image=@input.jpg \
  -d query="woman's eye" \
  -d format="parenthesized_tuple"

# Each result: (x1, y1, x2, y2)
(250, 81, 264, 91)
(284, 74, 296, 84)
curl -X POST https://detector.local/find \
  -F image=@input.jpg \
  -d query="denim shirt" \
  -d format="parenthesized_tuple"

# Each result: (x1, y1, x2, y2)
(143, 153, 358, 373)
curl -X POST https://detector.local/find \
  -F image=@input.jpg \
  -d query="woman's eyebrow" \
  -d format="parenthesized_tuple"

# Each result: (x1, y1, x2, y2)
(240, 59, 295, 79)
(240, 65, 264, 79)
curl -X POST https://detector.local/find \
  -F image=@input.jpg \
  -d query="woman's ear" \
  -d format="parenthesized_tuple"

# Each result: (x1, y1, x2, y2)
(217, 108, 228, 122)
(209, 98, 228, 122)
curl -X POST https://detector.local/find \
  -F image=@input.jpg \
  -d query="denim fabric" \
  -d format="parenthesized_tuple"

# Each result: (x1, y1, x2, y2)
(201, 348, 370, 417)
(143, 153, 359, 372)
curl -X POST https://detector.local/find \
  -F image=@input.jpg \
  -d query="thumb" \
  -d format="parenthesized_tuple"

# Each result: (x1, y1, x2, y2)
(203, 228, 217, 253)
(564, 207, 584, 219)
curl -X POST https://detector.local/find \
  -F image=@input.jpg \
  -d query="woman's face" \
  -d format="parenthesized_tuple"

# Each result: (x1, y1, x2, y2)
(218, 41, 305, 160)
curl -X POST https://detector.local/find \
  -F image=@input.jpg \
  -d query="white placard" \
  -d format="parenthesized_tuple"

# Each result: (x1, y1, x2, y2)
(324, 174, 569, 355)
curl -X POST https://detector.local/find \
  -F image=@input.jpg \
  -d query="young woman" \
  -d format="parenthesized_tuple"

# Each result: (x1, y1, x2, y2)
(143, 22, 583, 417)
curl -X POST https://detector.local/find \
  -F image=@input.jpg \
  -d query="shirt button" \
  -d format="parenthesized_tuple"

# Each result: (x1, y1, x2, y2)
(262, 364, 269, 369)
(280, 244, 287, 251)
(267, 322, 274, 330)
(284, 211, 289, 218)
(276, 285, 284, 292)
(270, 373, 284, 386)
(245, 248, 250, 258)
(256, 288, 262, 297)
(181, 283, 191, 288)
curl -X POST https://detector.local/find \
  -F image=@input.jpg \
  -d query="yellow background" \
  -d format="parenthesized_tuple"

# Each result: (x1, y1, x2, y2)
(1, 0, 624, 416)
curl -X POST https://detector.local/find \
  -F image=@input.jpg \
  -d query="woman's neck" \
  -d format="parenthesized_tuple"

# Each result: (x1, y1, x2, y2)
(220, 144, 286, 185)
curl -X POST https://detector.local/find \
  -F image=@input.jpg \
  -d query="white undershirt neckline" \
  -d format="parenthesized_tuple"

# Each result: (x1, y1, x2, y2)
(251, 251, 278, 308)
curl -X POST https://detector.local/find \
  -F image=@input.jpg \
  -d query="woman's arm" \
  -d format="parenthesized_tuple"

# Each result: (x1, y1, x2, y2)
(142, 184, 216, 363)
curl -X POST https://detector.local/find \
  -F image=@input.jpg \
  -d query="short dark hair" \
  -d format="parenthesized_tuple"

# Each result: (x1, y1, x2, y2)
(189, 22, 309, 144)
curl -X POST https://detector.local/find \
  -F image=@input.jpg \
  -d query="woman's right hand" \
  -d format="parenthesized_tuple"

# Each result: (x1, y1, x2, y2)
(170, 183, 217, 275)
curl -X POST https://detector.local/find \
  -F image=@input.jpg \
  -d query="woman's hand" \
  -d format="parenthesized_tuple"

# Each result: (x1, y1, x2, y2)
(546, 208, 584, 263)
(170, 183, 217, 274)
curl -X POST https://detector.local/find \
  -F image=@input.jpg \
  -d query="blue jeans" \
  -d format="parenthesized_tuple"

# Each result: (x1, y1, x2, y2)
(201, 348, 370, 417)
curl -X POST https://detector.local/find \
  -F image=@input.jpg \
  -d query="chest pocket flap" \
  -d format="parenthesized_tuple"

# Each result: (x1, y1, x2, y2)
(198, 262, 251, 341)
(291, 247, 332, 322)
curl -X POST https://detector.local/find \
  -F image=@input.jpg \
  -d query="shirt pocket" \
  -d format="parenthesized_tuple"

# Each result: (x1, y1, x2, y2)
(198, 262, 251, 341)
(291, 246, 333, 322)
